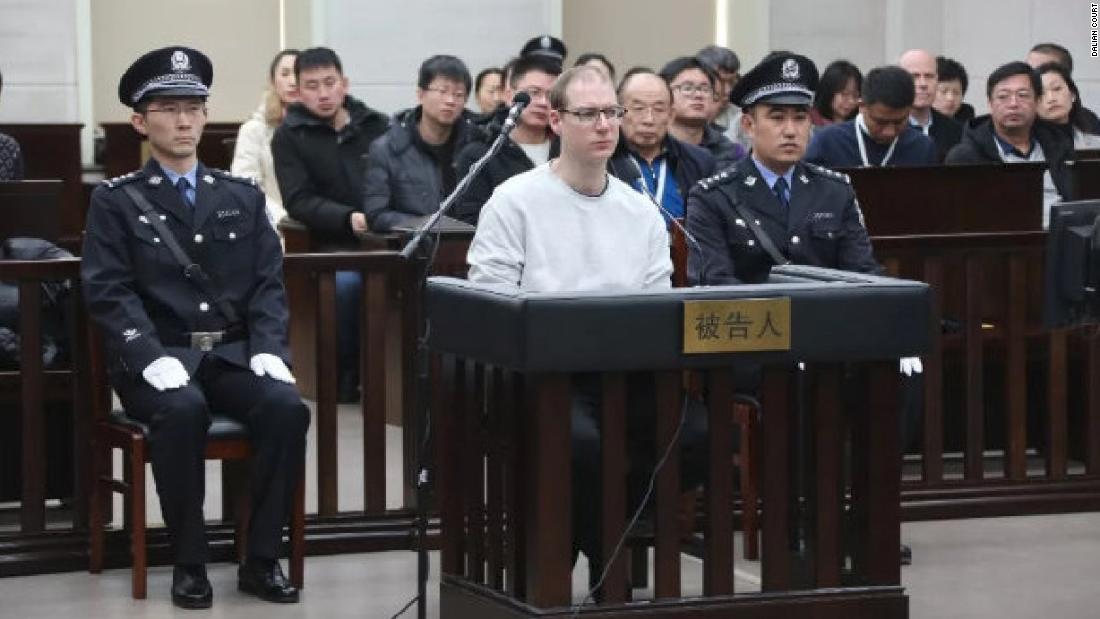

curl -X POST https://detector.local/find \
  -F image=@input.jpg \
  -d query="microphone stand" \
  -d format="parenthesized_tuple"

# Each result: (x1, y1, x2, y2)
(398, 102, 525, 619)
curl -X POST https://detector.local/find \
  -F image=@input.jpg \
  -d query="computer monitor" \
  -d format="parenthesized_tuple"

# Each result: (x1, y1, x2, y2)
(1044, 200, 1100, 327)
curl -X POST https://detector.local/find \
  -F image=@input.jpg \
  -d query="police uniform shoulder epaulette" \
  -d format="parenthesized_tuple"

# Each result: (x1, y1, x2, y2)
(695, 165, 741, 192)
(805, 163, 850, 184)
(209, 168, 257, 186)
(100, 170, 145, 189)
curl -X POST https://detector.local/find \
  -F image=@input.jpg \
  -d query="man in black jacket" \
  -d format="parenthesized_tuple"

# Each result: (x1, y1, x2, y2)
(946, 61, 1073, 224)
(899, 49, 962, 161)
(364, 55, 478, 232)
(271, 47, 390, 401)
(606, 68, 716, 221)
(660, 56, 745, 168)
(453, 55, 561, 224)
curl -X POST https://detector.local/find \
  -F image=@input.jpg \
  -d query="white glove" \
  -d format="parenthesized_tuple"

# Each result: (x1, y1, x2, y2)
(250, 353, 296, 384)
(142, 356, 189, 391)
(899, 356, 924, 376)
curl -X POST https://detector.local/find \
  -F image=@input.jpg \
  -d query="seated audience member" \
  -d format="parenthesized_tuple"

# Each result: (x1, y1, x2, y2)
(467, 66, 705, 594)
(806, 65, 937, 167)
(0, 67, 24, 181)
(231, 49, 299, 232)
(453, 53, 562, 224)
(899, 49, 962, 161)
(271, 47, 390, 402)
(473, 67, 504, 115)
(688, 53, 880, 286)
(1037, 62, 1100, 149)
(606, 67, 716, 222)
(660, 56, 745, 167)
(934, 56, 975, 122)
(363, 55, 479, 231)
(1027, 42, 1100, 132)
(947, 61, 1073, 225)
(574, 52, 616, 82)
(696, 45, 750, 149)
(811, 60, 862, 126)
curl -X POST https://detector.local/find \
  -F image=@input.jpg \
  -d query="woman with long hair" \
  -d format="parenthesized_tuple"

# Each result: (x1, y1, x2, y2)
(231, 49, 300, 233)
(1036, 62, 1100, 149)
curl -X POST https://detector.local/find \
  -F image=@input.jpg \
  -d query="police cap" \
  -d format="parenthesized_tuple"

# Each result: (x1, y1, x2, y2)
(520, 35, 567, 63)
(118, 46, 213, 108)
(729, 53, 818, 108)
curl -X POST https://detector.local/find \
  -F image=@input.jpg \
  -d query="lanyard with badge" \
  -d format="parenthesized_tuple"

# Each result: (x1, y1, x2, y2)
(630, 155, 668, 207)
(854, 113, 899, 167)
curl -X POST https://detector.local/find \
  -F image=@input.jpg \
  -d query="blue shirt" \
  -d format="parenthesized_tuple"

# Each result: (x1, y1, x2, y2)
(630, 152, 684, 221)
(750, 157, 795, 204)
(805, 119, 938, 167)
(159, 162, 199, 206)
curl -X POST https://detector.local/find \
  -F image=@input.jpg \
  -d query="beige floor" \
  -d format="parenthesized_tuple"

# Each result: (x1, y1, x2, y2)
(4, 402, 1100, 618)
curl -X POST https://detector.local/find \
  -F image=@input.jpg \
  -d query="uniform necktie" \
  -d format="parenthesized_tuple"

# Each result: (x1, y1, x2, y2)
(175, 177, 194, 207)
(773, 176, 790, 209)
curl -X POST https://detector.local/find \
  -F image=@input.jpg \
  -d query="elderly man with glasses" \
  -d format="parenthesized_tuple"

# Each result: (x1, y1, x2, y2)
(363, 54, 478, 232)
(660, 56, 745, 168)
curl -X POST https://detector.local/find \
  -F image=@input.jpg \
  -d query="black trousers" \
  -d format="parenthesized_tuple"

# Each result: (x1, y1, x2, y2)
(113, 355, 310, 566)
(570, 373, 709, 580)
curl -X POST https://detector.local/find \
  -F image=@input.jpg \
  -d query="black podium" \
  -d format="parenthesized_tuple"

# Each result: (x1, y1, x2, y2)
(427, 266, 929, 618)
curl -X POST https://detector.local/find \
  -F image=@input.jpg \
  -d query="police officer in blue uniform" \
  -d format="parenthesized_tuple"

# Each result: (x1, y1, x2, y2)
(686, 53, 881, 284)
(81, 47, 308, 608)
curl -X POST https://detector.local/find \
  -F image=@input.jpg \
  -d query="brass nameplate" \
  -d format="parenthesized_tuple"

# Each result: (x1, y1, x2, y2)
(683, 298, 791, 353)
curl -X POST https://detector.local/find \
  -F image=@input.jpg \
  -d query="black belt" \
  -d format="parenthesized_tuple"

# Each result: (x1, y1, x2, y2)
(161, 326, 246, 351)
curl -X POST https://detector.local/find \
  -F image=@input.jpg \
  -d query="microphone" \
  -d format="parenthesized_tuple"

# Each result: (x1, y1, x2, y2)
(398, 92, 532, 260)
(500, 91, 532, 134)
(627, 158, 709, 285)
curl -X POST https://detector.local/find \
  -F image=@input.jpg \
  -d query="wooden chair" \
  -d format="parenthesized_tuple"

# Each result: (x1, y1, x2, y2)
(86, 331, 305, 599)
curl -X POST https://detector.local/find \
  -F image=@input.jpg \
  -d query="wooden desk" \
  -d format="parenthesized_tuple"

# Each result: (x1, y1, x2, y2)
(0, 180, 63, 242)
(0, 124, 84, 249)
(840, 163, 1046, 235)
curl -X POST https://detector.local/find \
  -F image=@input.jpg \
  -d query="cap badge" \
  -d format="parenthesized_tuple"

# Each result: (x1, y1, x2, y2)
(781, 58, 799, 80)
(171, 50, 191, 72)
(540, 35, 551, 49)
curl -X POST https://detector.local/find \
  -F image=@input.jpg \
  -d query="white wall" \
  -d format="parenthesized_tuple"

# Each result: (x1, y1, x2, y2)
(320, 0, 560, 115)
(0, 0, 80, 122)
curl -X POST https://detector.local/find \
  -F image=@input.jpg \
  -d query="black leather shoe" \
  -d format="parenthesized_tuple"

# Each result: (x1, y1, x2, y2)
(238, 557, 299, 603)
(172, 564, 212, 609)
(900, 544, 913, 565)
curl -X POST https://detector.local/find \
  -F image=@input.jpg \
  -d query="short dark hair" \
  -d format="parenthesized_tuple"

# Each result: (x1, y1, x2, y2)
(1036, 61, 1090, 131)
(1030, 42, 1073, 72)
(616, 66, 672, 103)
(574, 52, 616, 81)
(696, 45, 740, 75)
(936, 56, 968, 94)
(861, 65, 915, 109)
(813, 60, 862, 121)
(549, 65, 610, 111)
(268, 49, 300, 81)
(658, 56, 718, 89)
(295, 47, 343, 79)
(986, 61, 1042, 100)
(508, 55, 562, 89)
(475, 67, 503, 93)
(417, 54, 472, 94)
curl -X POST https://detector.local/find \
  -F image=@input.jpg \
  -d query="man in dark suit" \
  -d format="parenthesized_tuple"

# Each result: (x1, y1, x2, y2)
(899, 49, 963, 161)
(687, 52, 880, 285)
(81, 46, 309, 609)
